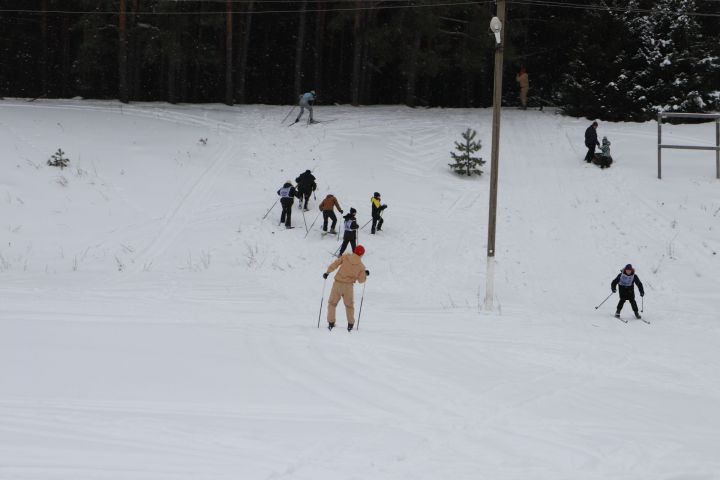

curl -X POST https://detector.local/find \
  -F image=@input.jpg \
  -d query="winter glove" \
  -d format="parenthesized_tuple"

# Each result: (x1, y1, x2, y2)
(323, 273, 329, 279)
(612, 288, 616, 293)
(365, 270, 370, 276)
(640, 292, 644, 297)
(381, 204, 387, 209)
(339, 209, 344, 214)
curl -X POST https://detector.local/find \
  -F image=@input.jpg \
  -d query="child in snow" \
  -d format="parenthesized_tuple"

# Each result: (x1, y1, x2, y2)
(323, 245, 369, 331)
(370, 192, 387, 234)
(277, 181, 296, 228)
(319, 194, 343, 234)
(611, 264, 645, 319)
(295, 90, 316, 124)
(338, 208, 359, 256)
(593, 136, 613, 169)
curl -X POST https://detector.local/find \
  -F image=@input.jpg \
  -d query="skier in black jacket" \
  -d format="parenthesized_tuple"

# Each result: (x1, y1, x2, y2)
(277, 182, 296, 228)
(611, 264, 645, 319)
(584, 121, 600, 163)
(338, 208, 359, 256)
(295, 169, 317, 211)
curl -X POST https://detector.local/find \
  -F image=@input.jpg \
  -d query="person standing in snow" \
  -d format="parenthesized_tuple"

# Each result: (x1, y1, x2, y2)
(295, 169, 317, 211)
(323, 245, 368, 331)
(516, 67, 529, 110)
(295, 90, 316, 124)
(319, 194, 343, 234)
(611, 264, 645, 319)
(277, 181, 296, 228)
(338, 208, 359, 256)
(584, 121, 600, 163)
(370, 192, 387, 234)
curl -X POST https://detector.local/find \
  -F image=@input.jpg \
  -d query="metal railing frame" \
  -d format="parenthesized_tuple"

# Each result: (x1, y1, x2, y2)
(657, 112, 720, 179)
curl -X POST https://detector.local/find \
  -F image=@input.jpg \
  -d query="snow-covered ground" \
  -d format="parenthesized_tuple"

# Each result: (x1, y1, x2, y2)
(1, 99, 719, 480)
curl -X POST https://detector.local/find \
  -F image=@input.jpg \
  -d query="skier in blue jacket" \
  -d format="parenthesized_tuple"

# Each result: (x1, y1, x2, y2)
(295, 90, 316, 124)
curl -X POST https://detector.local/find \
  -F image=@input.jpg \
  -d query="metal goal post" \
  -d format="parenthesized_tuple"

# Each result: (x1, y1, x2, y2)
(657, 112, 720, 179)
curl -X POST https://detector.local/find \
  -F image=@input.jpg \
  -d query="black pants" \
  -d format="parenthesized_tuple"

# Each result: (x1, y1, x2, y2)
(371, 216, 384, 233)
(616, 296, 638, 313)
(584, 143, 596, 162)
(322, 211, 337, 231)
(338, 232, 357, 256)
(280, 198, 293, 226)
(298, 189, 312, 209)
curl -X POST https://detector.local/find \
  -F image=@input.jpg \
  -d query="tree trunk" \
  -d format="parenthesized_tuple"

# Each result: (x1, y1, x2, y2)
(313, 3, 326, 95)
(405, 28, 421, 107)
(225, 0, 234, 105)
(350, 3, 363, 106)
(130, 0, 141, 100)
(359, 6, 376, 104)
(294, 0, 308, 98)
(41, 0, 48, 96)
(118, 0, 129, 103)
(236, 1, 254, 104)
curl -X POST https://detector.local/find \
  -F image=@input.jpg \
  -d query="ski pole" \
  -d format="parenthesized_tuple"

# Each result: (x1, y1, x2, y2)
(360, 219, 372, 231)
(301, 207, 309, 233)
(317, 277, 328, 328)
(594, 292, 614, 309)
(641, 295, 644, 313)
(281, 105, 297, 124)
(262, 199, 279, 220)
(305, 212, 321, 238)
(356, 281, 367, 331)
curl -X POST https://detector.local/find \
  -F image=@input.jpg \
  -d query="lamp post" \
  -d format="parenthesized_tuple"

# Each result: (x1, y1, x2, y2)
(484, 1, 505, 311)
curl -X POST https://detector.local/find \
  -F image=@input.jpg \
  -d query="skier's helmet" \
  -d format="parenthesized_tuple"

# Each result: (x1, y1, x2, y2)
(354, 245, 365, 256)
(624, 264, 633, 271)
(373, 192, 381, 198)
(350, 208, 357, 214)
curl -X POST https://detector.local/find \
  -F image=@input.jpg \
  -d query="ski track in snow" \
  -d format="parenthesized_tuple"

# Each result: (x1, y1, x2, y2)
(1, 100, 719, 480)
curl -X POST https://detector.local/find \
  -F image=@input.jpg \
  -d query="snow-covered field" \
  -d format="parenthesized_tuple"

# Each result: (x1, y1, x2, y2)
(1, 99, 719, 479)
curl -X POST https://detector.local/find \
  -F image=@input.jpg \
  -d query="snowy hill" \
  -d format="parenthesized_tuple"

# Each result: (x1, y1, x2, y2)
(1, 99, 719, 479)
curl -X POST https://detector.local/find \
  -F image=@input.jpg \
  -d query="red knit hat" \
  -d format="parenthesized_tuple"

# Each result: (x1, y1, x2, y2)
(354, 245, 365, 256)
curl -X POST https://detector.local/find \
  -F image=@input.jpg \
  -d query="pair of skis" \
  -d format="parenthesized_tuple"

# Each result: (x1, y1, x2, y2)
(616, 314, 650, 324)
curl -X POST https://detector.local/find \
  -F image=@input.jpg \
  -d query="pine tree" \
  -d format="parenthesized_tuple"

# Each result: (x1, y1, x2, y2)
(47, 149, 69, 169)
(449, 128, 484, 176)
(621, 0, 719, 117)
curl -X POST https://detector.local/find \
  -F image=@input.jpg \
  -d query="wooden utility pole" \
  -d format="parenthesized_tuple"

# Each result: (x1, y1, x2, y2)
(119, 0, 129, 103)
(484, 0, 506, 311)
(225, 0, 234, 105)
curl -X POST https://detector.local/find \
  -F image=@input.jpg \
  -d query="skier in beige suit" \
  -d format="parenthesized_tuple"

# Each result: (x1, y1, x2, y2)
(323, 245, 368, 331)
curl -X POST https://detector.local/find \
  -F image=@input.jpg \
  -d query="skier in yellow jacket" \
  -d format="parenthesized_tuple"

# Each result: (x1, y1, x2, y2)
(323, 245, 368, 331)
(370, 192, 387, 234)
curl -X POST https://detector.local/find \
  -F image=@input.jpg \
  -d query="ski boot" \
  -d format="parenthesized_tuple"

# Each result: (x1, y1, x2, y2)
(347, 324, 354, 332)
(614, 311, 621, 319)
(328, 323, 335, 331)
(634, 311, 642, 319)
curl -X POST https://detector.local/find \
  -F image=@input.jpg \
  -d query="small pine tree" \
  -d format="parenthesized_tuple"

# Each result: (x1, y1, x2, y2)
(449, 128, 484, 176)
(47, 149, 69, 169)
